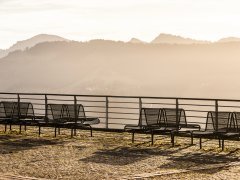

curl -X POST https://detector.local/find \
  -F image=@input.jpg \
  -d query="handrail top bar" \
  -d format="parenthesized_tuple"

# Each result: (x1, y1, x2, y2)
(0, 92, 240, 102)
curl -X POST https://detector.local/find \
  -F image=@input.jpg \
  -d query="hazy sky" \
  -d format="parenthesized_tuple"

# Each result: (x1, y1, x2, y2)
(1, 0, 240, 49)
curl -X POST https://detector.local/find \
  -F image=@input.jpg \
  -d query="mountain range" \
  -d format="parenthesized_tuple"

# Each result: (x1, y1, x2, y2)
(1, 33, 240, 59)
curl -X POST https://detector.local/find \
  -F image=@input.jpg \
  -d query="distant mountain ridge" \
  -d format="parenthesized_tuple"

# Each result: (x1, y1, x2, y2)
(218, 37, 240, 43)
(2, 33, 240, 59)
(0, 34, 69, 59)
(151, 33, 210, 44)
(128, 38, 145, 44)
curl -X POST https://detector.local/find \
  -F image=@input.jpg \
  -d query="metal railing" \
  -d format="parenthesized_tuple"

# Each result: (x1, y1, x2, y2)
(1, 92, 240, 130)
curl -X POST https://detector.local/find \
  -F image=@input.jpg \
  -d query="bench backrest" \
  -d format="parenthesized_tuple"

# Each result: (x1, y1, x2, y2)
(64, 104, 86, 121)
(0, 101, 15, 118)
(47, 104, 86, 122)
(47, 104, 65, 122)
(12, 102, 35, 119)
(232, 112, 240, 132)
(139, 108, 162, 126)
(162, 108, 186, 128)
(205, 111, 233, 132)
(0, 101, 34, 119)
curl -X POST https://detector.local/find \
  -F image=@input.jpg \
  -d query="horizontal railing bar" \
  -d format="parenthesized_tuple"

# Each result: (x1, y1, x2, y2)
(218, 105, 240, 108)
(186, 121, 206, 124)
(108, 111, 139, 115)
(83, 105, 106, 108)
(107, 123, 131, 125)
(184, 109, 213, 113)
(186, 115, 207, 119)
(108, 106, 139, 109)
(2, 92, 240, 102)
(19, 97, 45, 101)
(108, 101, 139, 104)
(27, 103, 45, 106)
(0, 97, 17, 100)
(77, 100, 106, 103)
(91, 116, 105, 119)
(179, 103, 215, 107)
(84, 111, 106, 114)
(32, 108, 45, 111)
(21, 102, 44, 105)
(47, 99, 74, 102)
(108, 117, 139, 120)
(142, 102, 176, 105)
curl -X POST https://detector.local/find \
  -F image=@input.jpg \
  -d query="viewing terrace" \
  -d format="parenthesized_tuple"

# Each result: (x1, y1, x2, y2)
(0, 92, 239, 179)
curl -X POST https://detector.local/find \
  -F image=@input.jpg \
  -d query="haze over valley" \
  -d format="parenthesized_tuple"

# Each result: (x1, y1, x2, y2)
(1, 33, 240, 99)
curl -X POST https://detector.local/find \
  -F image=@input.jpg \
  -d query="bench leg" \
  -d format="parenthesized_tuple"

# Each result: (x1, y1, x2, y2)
(90, 127, 93, 137)
(191, 133, 193, 145)
(10, 124, 12, 131)
(4, 124, 7, 133)
(25, 125, 27, 131)
(219, 138, 221, 148)
(200, 137, 202, 149)
(171, 133, 175, 147)
(71, 129, 73, 138)
(151, 132, 154, 145)
(74, 129, 77, 136)
(132, 132, 135, 143)
(38, 126, 41, 136)
(54, 127, 57, 137)
(222, 139, 224, 151)
(19, 125, 22, 133)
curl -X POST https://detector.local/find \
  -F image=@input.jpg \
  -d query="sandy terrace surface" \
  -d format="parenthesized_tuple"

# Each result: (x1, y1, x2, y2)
(0, 126, 239, 180)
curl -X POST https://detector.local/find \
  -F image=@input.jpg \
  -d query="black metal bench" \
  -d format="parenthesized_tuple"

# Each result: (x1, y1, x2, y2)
(0, 101, 15, 131)
(37, 104, 68, 137)
(191, 111, 238, 150)
(38, 104, 100, 137)
(64, 104, 100, 137)
(124, 108, 162, 143)
(151, 108, 200, 146)
(217, 112, 240, 150)
(0, 101, 36, 132)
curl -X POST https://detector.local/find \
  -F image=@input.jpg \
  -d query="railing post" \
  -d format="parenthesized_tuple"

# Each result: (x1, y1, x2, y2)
(45, 94, 48, 118)
(139, 97, 142, 125)
(106, 96, 109, 129)
(215, 100, 218, 131)
(176, 98, 179, 126)
(17, 94, 20, 119)
(74, 95, 77, 123)
(139, 97, 142, 113)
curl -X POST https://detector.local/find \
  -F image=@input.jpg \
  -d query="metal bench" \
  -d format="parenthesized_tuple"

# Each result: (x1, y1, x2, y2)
(38, 104, 100, 137)
(124, 108, 162, 144)
(218, 112, 240, 150)
(64, 104, 100, 137)
(151, 108, 200, 146)
(0, 101, 36, 132)
(191, 111, 238, 149)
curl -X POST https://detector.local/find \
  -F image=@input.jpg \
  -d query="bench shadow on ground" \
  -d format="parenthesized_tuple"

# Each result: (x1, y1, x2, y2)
(80, 144, 192, 166)
(159, 151, 240, 174)
(80, 141, 239, 171)
(0, 134, 64, 154)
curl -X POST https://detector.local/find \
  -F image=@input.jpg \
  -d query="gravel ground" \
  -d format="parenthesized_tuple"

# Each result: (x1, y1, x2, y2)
(0, 125, 239, 179)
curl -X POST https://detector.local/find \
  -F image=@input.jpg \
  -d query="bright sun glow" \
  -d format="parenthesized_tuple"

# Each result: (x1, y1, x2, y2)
(1, 0, 240, 49)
